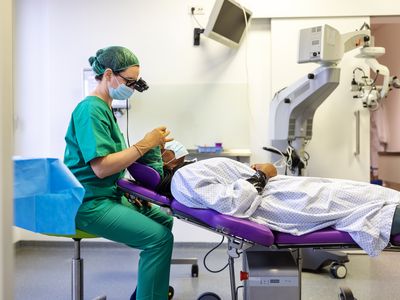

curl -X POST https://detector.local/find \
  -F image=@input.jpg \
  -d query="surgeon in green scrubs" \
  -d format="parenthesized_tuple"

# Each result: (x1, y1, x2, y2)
(64, 46, 174, 300)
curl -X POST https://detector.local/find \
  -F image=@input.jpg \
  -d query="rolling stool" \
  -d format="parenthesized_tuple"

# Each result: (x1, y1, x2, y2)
(50, 230, 106, 300)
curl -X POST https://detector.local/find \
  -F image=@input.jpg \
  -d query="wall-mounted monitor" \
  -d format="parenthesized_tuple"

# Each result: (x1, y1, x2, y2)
(204, 0, 252, 48)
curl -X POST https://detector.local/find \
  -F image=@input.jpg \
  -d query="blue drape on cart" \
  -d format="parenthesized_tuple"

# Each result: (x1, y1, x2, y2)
(13, 157, 84, 234)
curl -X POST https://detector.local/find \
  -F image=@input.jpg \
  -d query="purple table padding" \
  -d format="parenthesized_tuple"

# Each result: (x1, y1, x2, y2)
(119, 162, 400, 248)
(171, 200, 275, 246)
(274, 228, 355, 245)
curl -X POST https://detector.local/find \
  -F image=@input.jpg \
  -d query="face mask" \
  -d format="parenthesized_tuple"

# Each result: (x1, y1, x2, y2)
(164, 141, 189, 159)
(108, 75, 134, 100)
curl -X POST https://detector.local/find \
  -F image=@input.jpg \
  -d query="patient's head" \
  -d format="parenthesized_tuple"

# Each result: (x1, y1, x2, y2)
(162, 140, 189, 170)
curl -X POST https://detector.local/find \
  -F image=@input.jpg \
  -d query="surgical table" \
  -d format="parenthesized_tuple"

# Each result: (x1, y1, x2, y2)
(117, 162, 400, 300)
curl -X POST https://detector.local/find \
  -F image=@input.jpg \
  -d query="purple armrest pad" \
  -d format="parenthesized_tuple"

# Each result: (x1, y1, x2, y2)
(171, 200, 275, 247)
(127, 162, 161, 190)
(117, 178, 171, 206)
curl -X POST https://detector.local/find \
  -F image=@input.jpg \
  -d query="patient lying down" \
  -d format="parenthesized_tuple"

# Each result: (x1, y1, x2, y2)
(169, 157, 400, 256)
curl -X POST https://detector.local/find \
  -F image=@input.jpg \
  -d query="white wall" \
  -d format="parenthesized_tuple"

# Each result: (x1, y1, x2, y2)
(13, 0, 51, 242)
(0, 0, 14, 298)
(14, 0, 271, 242)
(271, 17, 370, 180)
(242, 0, 400, 18)
(14, 0, 51, 157)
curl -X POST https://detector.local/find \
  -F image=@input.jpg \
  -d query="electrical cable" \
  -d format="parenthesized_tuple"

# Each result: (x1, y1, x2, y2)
(203, 236, 230, 273)
(370, 69, 379, 86)
(273, 86, 288, 99)
(191, 8, 204, 29)
(352, 67, 367, 86)
(126, 98, 131, 147)
(353, 67, 366, 78)
(303, 150, 310, 164)
(286, 146, 293, 167)
(262, 144, 295, 176)
(262, 145, 293, 169)
(236, 286, 244, 296)
(359, 22, 371, 31)
(124, 98, 136, 181)
(241, 5, 250, 88)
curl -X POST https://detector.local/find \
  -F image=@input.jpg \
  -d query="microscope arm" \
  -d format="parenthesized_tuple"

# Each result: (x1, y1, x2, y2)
(269, 66, 340, 144)
(365, 57, 390, 99)
(268, 25, 374, 175)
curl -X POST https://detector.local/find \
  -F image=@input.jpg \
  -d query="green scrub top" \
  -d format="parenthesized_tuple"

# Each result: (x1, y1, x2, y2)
(137, 146, 164, 177)
(64, 96, 127, 202)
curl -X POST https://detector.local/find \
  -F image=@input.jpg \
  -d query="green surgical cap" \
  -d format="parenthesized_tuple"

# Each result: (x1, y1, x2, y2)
(88, 46, 139, 75)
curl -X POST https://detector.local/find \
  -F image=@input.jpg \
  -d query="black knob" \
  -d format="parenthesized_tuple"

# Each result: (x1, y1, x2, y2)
(284, 98, 291, 104)
(308, 73, 315, 79)
(312, 52, 317, 57)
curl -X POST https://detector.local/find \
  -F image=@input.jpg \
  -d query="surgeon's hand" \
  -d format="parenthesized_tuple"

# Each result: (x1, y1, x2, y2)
(144, 126, 173, 147)
(133, 198, 152, 208)
(251, 163, 277, 179)
(134, 126, 174, 156)
(125, 193, 152, 208)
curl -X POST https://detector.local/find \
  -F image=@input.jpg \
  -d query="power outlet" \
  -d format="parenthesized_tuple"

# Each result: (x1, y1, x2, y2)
(189, 5, 205, 15)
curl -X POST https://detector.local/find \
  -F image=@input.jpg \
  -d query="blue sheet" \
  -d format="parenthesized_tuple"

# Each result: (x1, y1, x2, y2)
(13, 157, 84, 234)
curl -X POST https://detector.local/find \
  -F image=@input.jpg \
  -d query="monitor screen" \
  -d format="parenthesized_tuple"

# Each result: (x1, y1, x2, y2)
(204, 0, 252, 48)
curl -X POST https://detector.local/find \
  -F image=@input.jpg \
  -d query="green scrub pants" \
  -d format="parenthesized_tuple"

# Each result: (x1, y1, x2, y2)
(76, 198, 173, 300)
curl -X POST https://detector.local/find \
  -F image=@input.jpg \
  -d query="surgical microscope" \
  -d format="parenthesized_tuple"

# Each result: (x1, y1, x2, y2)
(268, 23, 399, 175)
(266, 23, 399, 277)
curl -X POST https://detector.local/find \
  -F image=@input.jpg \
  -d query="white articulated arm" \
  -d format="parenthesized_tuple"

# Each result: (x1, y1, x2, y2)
(340, 29, 371, 54)
(269, 66, 340, 143)
(365, 57, 390, 99)
(352, 46, 399, 109)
